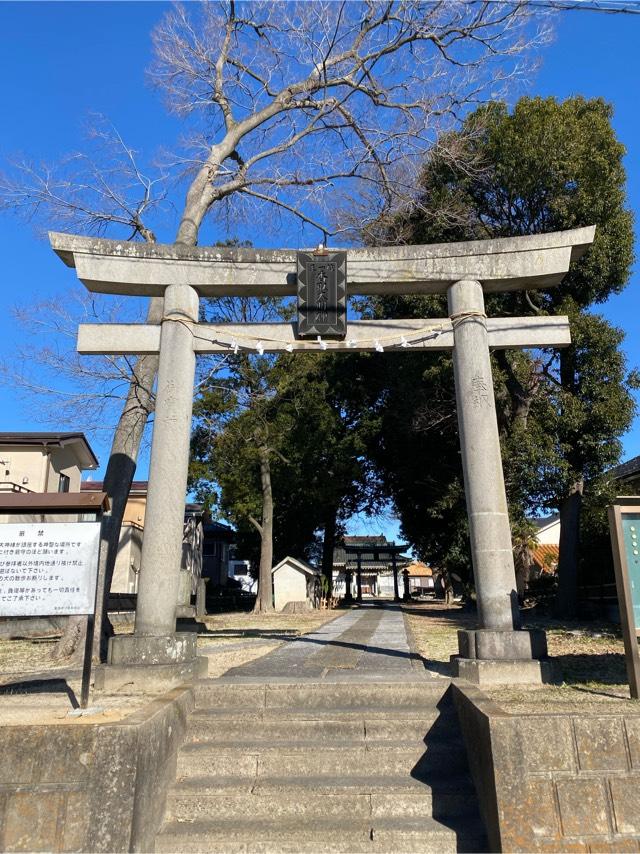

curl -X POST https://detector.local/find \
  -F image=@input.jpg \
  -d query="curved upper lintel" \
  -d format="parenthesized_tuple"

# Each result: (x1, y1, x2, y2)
(49, 226, 595, 298)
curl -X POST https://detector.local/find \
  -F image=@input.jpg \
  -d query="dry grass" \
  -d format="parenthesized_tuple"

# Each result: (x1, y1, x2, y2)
(198, 609, 341, 645)
(0, 609, 341, 685)
(403, 600, 638, 711)
(204, 643, 282, 678)
(403, 601, 474, 677)
(0, 636, 66, 681)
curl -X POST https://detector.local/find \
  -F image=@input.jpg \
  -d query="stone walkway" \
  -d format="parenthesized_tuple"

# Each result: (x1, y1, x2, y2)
(221, 604, 432, 681)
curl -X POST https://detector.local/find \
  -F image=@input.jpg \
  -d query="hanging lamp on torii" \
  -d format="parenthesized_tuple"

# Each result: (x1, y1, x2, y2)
(50, 226, 595, 691)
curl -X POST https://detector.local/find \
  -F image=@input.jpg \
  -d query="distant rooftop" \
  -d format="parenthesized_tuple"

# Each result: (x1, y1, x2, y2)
(344, 535, 389, 547)
(334, 534, 410, 568)
(531, 544, 559, 573)
(609, 455, 640, 482)
(406, 561, 433, 577)
(83, 480, 148, 493)
(532, 513, 560, 530)
(0, 432, 98, 469)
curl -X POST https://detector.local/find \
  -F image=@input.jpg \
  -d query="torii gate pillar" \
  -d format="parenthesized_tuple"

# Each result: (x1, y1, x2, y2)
(448, 280, 548, 683)
(96, 284, 208, 691)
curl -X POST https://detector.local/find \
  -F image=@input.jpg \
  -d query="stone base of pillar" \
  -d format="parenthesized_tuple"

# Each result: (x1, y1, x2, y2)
(452, 627, 553, 686)
(176, 603, 197, 619)
(108, 632, 198, 665)
(94, 632, 208, 693)
(452, 656, 555, 686)
(457, 628, 547, 660)
(93, 656, 208, 693)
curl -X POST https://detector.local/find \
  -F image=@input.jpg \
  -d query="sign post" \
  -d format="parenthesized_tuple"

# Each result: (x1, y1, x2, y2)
(608, 497, 640, 700)
(0, 492, 107, 709)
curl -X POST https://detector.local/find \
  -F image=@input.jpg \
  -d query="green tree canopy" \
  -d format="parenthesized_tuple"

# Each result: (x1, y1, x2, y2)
(363, 96, 636, 613)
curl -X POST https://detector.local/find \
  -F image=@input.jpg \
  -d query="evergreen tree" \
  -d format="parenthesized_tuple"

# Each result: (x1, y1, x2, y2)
(365, 96, 636, 615)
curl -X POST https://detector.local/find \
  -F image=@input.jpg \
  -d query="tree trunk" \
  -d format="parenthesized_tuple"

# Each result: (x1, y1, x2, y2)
(253, 446, 274, 613)
(513, 545, 533, 601)
(554, 480, 583, 620)
(51, 297, 163, 663)
(494, 350, 540, 435)
(321, 510, 337, 597)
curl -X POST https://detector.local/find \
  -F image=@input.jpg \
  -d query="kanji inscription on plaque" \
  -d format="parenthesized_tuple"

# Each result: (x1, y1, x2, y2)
(297, 250, 347, 338)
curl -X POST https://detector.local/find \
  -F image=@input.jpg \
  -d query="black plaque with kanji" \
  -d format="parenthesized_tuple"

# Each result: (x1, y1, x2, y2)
(297, 250, 347, 339)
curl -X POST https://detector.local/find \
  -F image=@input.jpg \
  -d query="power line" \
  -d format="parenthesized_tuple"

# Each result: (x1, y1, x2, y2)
(485, 0, 640, 14)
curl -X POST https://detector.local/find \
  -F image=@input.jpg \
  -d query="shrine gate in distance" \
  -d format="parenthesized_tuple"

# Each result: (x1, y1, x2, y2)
(50, 226, 595, 691)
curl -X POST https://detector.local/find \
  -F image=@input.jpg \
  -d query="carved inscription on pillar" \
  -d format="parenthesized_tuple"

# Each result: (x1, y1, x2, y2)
(297, 250, 347, 338)
(470, 374, 491, 408)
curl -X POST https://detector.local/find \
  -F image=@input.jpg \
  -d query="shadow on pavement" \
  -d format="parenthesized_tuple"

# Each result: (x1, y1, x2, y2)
(0, 676, 79, 707)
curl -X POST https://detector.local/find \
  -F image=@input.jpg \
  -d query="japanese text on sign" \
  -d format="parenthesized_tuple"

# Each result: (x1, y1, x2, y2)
(0, 522, 100, 617)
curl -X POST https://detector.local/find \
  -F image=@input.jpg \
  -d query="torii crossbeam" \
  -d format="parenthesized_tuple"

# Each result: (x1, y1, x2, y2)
(51, 226, 595, 691)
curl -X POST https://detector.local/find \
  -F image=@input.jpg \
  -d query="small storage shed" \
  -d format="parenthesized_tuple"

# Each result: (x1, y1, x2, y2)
(272, 556, 319, 612)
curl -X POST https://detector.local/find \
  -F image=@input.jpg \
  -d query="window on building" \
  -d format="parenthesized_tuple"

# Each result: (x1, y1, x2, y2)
(58, 474, 70, 493)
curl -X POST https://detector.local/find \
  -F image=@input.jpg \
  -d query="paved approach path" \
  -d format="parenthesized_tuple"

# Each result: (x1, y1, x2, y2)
(156, 604, 486, 852)
(222, 603, 432, 681)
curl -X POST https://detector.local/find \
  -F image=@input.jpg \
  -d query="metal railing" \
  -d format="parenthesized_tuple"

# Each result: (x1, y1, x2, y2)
(0, 481, 35, 494)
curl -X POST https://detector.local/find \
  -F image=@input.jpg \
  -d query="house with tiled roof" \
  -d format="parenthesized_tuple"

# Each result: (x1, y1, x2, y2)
(0, 432, 98, 498)
(82, 481, 235, 595)
(523, 515, 560, 582)
(530, 543, 559, 577)
(533, 513, 560, 545)
(404, 560, 435, 594)
(609, 455, 640, 495)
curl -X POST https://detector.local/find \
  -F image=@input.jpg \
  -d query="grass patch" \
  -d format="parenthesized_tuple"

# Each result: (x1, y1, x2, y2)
(403, 599, 639, 709)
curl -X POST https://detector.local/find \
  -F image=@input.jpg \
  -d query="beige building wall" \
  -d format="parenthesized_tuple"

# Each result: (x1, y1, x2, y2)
(0, 445, 90, 524)
(273, 564, 308, 611)
(0, 446, 50, 493)
(48, 446, 83, 492)
(110, 523, 144, 594)
(537, 518, 561, 545)
(107, 493, 147, 594)
(123, 496, 146, 528)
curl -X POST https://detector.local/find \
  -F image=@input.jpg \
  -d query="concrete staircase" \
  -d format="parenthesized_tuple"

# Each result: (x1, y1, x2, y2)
(155, 680, 487, 853)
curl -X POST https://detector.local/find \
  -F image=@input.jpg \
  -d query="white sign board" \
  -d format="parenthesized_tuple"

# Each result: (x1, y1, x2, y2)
(0, 522, 101, 617)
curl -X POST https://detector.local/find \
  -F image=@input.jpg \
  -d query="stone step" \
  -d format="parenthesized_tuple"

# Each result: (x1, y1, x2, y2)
(177, 741, 468, 779)
(185, 711, 451, 743)
(189, 704, 453, 722)
(155, 816, 481, 854)
(194, 680, 450, 711)
(166, 775, 477, 822)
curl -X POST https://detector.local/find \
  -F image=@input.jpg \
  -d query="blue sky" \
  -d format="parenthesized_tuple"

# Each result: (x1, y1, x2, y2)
(0, 3, 638, 542)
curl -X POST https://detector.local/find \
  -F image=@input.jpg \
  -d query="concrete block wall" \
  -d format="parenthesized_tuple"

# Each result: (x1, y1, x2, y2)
(453, 683, 640, 852)
(0, 687, 193, 852)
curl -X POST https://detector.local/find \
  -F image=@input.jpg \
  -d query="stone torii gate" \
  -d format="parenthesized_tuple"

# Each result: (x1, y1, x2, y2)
(50, 226, 594, 690)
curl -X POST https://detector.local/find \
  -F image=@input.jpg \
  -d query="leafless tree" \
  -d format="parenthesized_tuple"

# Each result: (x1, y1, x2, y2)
(0, 0, 550, 656)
